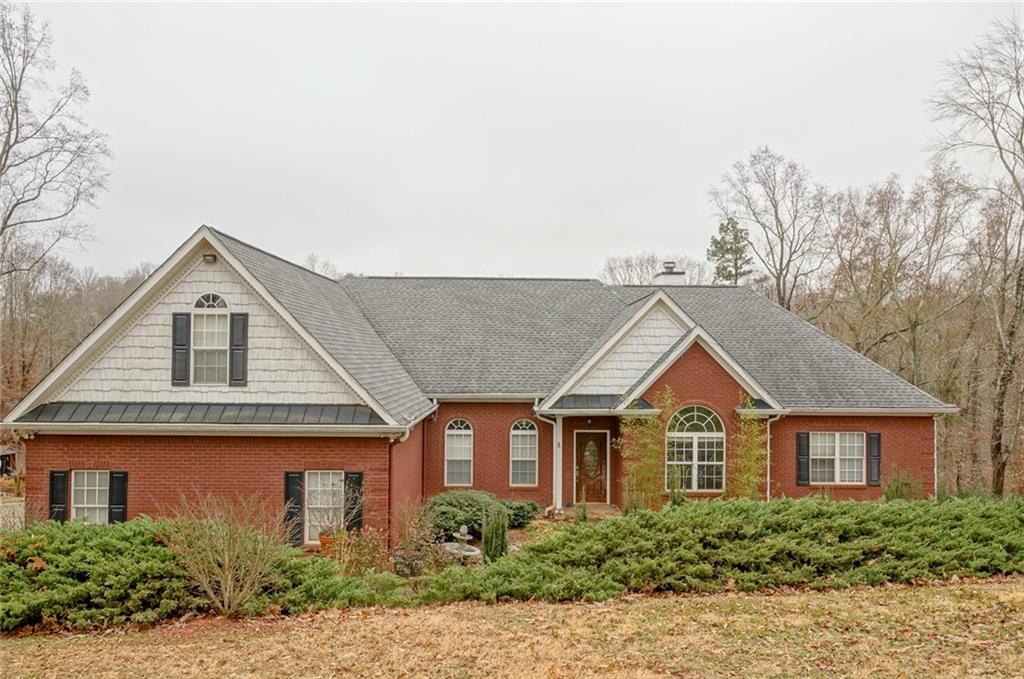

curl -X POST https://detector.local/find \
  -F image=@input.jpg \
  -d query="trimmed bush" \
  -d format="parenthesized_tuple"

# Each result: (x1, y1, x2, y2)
(500, 500, 540, 529)
(427, 490, 500, 539)
(420, 497, 1024, 603)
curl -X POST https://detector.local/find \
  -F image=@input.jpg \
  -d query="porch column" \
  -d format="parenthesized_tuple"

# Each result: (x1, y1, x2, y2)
(553, 415, 563, 508)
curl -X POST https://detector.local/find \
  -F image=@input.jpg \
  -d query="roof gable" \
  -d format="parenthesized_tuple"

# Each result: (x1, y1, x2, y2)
(55, 248, 363, 406)
(5, 227, 420, 425)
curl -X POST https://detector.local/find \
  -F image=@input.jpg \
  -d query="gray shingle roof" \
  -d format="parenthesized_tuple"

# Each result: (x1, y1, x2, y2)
(211, 229, 951, 413)
(338, 276, 628, 395)
(213, 230, 434, 424)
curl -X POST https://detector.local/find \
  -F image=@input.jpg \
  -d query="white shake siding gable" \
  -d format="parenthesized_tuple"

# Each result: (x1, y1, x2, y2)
(570, 304, 685, 395)
(58, 250, 364, 404)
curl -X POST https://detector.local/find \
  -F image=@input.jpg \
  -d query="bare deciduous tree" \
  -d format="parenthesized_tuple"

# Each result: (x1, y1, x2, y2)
(932, 14, 1024, 495)
(0, 4, 108, 278)
(710, 147, 828, 310)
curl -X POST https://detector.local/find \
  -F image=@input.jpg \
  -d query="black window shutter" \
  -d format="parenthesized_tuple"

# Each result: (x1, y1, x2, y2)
(49, 470, 69, 521)
(344, 472, 363, 531)
(867, 433, 882, 486)
(796, 432, 810, 486)
(171, 313, 191, 385)
(284, 472, 303, 546)
(229, 313, 248, 386)
(108, 471, 128, 523)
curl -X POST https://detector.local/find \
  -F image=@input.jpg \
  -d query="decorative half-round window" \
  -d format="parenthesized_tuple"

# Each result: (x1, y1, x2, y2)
(194, 293, 227, 309)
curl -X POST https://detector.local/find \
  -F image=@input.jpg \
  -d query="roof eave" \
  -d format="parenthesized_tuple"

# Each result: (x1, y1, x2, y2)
(7, 422, 409, 437)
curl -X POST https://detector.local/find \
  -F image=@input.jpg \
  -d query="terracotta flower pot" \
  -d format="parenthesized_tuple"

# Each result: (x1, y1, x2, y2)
(318, 532, 336, 555)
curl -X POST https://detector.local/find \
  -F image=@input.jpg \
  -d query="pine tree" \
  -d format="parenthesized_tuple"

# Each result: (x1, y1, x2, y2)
(706, 217, 754, 284)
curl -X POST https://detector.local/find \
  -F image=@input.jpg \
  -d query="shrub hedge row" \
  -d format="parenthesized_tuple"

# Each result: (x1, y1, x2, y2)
(2, 497, 1022, 631)
(420, 497, 1024, 603)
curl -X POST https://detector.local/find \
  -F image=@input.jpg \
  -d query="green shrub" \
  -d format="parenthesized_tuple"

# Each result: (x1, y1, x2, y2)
(0, 518, 197, 631)
(482, 505, 509, 562)
(427, 490, 500, 539)
(882, 472, 923, 501)
(419, 497, 1024, 604)
(500, 500, 540, 529)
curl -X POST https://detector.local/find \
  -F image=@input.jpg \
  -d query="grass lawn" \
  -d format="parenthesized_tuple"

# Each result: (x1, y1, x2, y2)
(1, 578, 1022, 678)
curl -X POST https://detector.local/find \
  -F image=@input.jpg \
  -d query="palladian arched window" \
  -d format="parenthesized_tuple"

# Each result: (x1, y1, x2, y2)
(666, 405, 725, 492)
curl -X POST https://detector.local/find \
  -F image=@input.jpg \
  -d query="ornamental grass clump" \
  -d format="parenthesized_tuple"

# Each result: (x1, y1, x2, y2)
(482, 505, 509, 563)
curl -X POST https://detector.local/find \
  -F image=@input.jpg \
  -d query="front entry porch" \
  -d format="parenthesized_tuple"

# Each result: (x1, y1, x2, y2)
(560, 416, 623, 508)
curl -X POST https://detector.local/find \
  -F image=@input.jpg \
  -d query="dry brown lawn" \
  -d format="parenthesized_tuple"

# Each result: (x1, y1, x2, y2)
(2, 578, 1023, 678)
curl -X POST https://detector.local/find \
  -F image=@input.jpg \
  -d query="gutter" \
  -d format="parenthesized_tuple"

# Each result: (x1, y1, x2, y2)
(536, 409, 661, 417)
(7, 423, 410, 437)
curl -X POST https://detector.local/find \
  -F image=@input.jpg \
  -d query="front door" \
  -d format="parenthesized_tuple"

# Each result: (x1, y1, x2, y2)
(575, 431, 608, 503)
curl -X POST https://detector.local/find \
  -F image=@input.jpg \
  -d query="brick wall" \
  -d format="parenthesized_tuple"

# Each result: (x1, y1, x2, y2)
(771, 415, 935, 499)
(24, 434, 393, 540)
(423, 402, 553, 505)
(389, 421, 423, 535)
(642, 341, 748, 498)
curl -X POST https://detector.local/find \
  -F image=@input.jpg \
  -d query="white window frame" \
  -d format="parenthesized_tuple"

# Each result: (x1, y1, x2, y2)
(665, 406, 726, 493)
(304, 470, 346, 543)
(192, 294, 229, 385)
(808, 432, 867, 485)
(71, 470, 110, 524)
(444, 419, 474, 487)
(509, 419, 539, 487)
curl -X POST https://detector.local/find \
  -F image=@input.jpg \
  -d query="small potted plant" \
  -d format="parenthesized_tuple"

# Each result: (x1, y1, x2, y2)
(318, 525, 340, 554)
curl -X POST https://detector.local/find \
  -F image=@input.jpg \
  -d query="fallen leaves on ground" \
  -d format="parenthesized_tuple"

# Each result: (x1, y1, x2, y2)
(2, 577, 1023, 678)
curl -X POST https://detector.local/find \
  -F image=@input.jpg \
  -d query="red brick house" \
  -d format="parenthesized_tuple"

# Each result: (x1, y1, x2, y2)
(2, 227, 956, 544)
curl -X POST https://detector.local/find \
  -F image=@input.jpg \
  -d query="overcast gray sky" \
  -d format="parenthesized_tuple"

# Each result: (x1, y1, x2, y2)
(32, 2, 1008, 278)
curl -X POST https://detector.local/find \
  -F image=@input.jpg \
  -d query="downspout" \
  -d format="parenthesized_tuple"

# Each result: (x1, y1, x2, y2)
(933, 414, 941, 498)
(764, 413, 783, 501)
(535, 401, 562, 509)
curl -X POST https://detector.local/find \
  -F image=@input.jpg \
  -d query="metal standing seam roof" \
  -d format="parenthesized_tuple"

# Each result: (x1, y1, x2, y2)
(17, 402, 387, 425)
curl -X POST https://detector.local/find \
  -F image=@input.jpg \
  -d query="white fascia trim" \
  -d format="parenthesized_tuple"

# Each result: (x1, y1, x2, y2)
(535, 408, 662, 417)
(618, 327, 783, 411)
(5, 228, 212, 422)
(10, 423, 408, 437)
(203, 229, 399, 426)
(429, 393, 546, 402)
(784, 406, 960, 416)
(538, 291, 696, 411)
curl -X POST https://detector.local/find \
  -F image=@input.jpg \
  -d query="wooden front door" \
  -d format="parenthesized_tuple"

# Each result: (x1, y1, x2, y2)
(575, 431, 608, 503)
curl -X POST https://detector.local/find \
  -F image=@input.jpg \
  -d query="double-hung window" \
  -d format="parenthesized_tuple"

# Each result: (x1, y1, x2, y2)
(445, 419, 473, 486)
(809, 432, 865, 484)
(71, 470, 110, 524)
(666, 405, 725, 492)
(510, 419, 538, 486)
(193, 293, 229, 384)
(305, 470, 346, 542)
